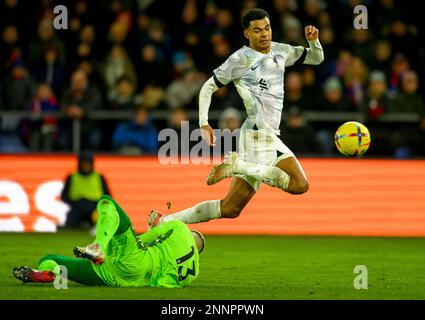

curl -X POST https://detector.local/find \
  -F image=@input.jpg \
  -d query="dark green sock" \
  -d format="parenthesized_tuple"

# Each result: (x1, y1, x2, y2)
(38, 254, 106, 286)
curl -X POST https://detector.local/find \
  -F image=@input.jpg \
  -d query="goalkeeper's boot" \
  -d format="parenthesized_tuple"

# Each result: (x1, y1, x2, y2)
(13, 266, 56, 283)
(207, 151, 238, 185)
(73, 243, 105, 265)
(148, 210, 164, 230)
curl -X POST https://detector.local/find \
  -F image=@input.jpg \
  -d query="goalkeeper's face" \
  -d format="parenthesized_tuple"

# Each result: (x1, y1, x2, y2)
(244, 17, 272, 53)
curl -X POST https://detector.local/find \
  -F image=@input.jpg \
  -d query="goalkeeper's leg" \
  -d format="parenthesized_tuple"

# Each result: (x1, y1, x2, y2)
(38, 254, 106, 285)
(13, 254, 106, 285)
(73, 195, 132, 263)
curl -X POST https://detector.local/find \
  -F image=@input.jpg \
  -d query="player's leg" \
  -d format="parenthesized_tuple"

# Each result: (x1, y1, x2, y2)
(152, 176, 256, 226)
(219, 176, 256, 218)
(208, 152, 292, 191)
(13, 254, 106, 285)
(233, 156, 309, 195)
(38, 254, 106, 285)
(274, 156, 309, 194)
(74, 195, 132, 263)
(208, 147, 308, 194)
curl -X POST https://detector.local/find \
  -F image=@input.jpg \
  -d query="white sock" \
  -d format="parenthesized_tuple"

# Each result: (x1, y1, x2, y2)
(234, 159, 290, 191)
(162, 200, 221, 224)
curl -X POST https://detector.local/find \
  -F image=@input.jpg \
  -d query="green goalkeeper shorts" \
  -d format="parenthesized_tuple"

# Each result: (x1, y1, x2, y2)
(91, 220, 199, 288)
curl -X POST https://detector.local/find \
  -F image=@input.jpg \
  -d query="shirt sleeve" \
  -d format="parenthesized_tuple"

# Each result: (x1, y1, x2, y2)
(213, 50, 250, 86)
(278, 43, 306, 67)
(276, 40, 324, 67)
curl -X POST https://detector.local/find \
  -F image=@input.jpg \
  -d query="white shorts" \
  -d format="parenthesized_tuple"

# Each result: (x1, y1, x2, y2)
(235, 129, 295, 192)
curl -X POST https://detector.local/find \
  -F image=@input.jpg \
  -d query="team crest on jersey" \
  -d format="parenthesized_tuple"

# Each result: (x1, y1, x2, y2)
(259, 78, 268, 91)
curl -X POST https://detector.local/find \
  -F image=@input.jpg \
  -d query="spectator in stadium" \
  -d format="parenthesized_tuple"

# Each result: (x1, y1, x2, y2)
(370, 40, 392, 78)
(334, 49, 352, 79)
(25, 83, 59, 151)
(388, 53, 410, 93)
(60, 69, 103, 150)
(204, 36, 232, 75)
(284, 71, 309, 111)
(359, 71, 391, 120)
(28, 18, 66, 67)
(388, 71, 425, 158)
(165, 68, 206, 109)
(76, 59, 106, 99)
(108, 21, 130, 47)
(61, 151, 111, 229)
(3, 62, 34, 110)
(302, 67, 320, 109)
(347, 29, 375, 66)
(65, 24, 98, 71)
(135, 82, 167, 110)
(318, 25, 338, 62)
(388, 18, 420, 70)
(171, 51, 196, 79)
(137, 19, 174, 65)
(61, 69, 103, 117)
(173, 0, 200, 51)
(301, 0, 325, 27)
(317, 77, 351, 111)
(32, 46, 66, 97)
(108, 75, 137, 111)
(212, 8, 239, 48)
(280, 14, 307, 46)
(281, 106, 319, 155)
(389, 71, 425, 115)
(0, 0, 424, 158)
(78, 25, 98, 60)
(102, 45, 137, 94)
(136, 44, 171, 89)
(358, 71, 393, 156)
(342, 56, 369, 109)
(112, 104, 158, 155)
(0, 25, 21, 79)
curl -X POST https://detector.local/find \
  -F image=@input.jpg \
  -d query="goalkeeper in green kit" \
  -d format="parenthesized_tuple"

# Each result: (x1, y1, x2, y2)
(12, 195, 204, 288)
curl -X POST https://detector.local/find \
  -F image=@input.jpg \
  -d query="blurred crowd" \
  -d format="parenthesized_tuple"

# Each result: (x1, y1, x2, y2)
(0, 0, 424, 157)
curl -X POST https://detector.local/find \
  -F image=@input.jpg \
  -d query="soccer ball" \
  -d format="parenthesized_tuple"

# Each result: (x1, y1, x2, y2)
(334, 121, 371, 157)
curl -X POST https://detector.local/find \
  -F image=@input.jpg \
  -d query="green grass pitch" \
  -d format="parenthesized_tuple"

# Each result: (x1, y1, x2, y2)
(0, 231, 424, 300)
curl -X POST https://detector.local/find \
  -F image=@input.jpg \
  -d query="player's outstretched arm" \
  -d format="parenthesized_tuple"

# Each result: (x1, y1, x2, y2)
(303, 25, 324, 65)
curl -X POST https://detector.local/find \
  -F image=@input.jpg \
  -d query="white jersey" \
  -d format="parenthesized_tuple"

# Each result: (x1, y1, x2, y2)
(213, 42, 306, 135)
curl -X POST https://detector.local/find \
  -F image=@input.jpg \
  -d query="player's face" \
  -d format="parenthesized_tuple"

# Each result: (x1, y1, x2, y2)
(244, 17, 272, 53)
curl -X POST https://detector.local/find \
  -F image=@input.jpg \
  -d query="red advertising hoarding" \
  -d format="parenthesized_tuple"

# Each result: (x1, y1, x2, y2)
(1, 155, 424, 236)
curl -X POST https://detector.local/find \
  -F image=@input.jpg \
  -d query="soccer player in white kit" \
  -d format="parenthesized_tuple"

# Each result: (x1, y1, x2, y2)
(149, 8, 324, 227)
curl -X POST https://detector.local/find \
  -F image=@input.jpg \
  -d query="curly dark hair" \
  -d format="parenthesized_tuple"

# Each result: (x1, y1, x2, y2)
(241, 8, 270, 30)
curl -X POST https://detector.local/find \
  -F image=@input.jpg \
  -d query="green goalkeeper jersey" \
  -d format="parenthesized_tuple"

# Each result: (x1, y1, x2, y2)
(91, 220, 199, 288)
